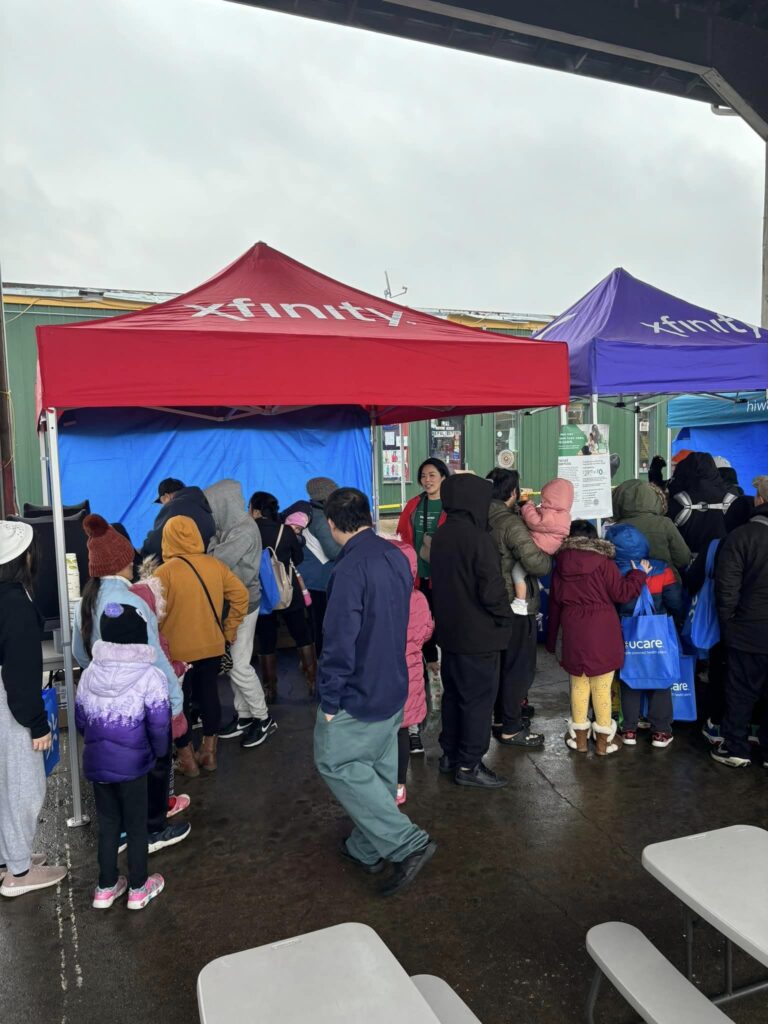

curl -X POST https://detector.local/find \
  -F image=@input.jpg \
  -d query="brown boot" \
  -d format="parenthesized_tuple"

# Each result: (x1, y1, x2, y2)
(593, 721, 622, 756)
(260, 653, 278, 704)
(175, 743, 200, 778)
(564, 720, 590, 753)
(297, 644, 318, 697)
(196, 735, 218, 772)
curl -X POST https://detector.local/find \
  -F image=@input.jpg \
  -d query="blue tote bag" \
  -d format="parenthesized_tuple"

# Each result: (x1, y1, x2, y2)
(621, 586, 681, 690)
(671, 654, 698, 722)
(42, 687, 60, 777)
(258, 549, 281, 616)
(682, 540, 720, 656)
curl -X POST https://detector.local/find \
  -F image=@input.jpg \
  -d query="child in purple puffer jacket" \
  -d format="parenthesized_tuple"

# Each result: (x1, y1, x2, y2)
(75, 603, 171, 912)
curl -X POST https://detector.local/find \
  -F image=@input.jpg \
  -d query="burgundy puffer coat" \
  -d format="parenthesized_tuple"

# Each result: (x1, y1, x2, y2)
(546, 536, 646, 677)
(388, 539, 434, 728)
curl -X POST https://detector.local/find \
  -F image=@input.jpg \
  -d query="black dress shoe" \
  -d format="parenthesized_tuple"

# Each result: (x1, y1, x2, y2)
(454, 761, 508, 789)
(380, 840, 437, 897)
(340, 839, 385, 874)
(438, 755, 457, 775)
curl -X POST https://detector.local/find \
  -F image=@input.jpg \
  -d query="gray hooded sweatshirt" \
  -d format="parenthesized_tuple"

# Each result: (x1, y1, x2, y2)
(204, 479, 262, 613)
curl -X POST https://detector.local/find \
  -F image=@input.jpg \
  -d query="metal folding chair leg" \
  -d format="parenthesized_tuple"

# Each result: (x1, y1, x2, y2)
(585, 967, 602, 1023)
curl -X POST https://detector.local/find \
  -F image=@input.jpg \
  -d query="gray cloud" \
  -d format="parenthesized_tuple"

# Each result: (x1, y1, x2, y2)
(1, 0, 764, 319)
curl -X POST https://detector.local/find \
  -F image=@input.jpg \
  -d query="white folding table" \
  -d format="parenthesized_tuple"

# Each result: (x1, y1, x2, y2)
(643, 824, 768, 1006)
(198, 922, 444, 1024)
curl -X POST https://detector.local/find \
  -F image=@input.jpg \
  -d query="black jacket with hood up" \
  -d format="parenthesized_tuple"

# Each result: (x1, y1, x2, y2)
(430, 474, 512, 654)
(667, 452, 738, 557)
(715, 504, 768, 653)
(141, 486, 216, 562)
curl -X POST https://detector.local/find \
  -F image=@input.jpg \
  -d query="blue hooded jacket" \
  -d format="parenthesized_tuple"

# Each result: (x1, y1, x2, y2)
(605, 523, 684, 622)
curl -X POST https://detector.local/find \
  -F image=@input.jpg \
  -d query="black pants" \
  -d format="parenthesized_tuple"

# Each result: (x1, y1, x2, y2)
(309, 590, 328, 657)
(256, 605, 312, 655)
(722, 649, 768, 758)
(418, 580, 439, 664)
(620, 683, 673, 733)
(147, 732, 172, 835)
(397, 727, 410, 786)
(495, 615, 538, 733)
(93, 777, 148, 891)
(440, 651, 500, 769)
(704, 642, 728, 725)
(177, 657, 221, 747)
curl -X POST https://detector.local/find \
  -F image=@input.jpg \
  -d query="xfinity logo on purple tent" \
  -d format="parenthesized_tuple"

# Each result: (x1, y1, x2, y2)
(640, 313, 763, 339)
(185, 298, 404, 326)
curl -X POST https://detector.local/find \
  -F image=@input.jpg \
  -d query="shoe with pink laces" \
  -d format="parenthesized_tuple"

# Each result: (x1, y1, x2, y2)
(396, 785, 407, 806)
(167, 794, 190, 818)
(621, 730, 637, 746)
(127, 874, 164, 911)
(652, 732, 674, 749)
(92, 876, 128, 910)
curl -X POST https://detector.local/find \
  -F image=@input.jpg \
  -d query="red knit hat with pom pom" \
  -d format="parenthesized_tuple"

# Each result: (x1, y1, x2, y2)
(83, 514, 135, 578)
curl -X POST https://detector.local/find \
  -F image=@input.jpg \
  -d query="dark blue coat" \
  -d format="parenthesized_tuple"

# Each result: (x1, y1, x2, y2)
(317, 529, 411, 722)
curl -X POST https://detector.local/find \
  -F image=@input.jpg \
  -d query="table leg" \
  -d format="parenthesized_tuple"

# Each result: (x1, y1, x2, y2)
(725, 938, 733, 997)
(683, 907, 696, 981)
(585, 968, 602, 1024)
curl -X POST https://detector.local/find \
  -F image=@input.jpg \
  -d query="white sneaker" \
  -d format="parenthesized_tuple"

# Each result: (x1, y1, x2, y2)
(127, 873, 164, 910)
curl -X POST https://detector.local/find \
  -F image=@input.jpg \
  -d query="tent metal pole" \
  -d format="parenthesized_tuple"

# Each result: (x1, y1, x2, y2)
(633, 395, 639, 477)
(590, 394, 603, 534)
(559, 404, 568, 427)
(45, 408, 88, 828)
(398, 425, 407, 513)
(667, 427, 673, 469)
(762, 138, 768, 329)
(370, 410, 380, 526)
(39, 420, 51, 505)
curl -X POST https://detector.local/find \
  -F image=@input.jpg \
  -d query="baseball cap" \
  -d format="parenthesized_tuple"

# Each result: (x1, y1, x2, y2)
(155, 477, 185, 503)
(671, 449, 693, 466)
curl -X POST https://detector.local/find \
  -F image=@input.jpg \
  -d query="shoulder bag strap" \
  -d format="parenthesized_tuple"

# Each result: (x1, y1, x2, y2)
(422, 493, 429, 533)
(174, 555, 225, 637)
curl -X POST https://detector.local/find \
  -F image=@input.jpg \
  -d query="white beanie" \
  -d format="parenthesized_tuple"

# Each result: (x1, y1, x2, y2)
(0, 521, 34, 566)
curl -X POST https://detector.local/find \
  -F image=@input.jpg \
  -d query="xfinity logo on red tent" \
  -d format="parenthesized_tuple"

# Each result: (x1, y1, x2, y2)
(185, 298, 404, 327)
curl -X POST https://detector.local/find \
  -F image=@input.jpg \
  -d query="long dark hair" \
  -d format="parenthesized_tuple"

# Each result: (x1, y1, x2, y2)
(79, 577, 102, 659)
(0, 535, 38, 591)
(249, 491, 280, 522)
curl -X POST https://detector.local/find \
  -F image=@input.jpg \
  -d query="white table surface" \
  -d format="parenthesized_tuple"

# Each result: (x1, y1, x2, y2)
(642, 824, 768, 969)
(197, 922, 443, 1024)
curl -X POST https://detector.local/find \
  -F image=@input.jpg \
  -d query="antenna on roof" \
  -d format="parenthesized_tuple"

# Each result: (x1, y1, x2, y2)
(384, 271, 407, 301)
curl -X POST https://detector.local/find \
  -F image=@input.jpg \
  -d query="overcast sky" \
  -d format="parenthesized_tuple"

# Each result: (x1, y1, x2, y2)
(1, 0, 764, 319)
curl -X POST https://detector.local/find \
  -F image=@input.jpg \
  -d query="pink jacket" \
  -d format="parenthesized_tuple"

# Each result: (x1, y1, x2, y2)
(388, 539, 434, 728)
(130, 575, 187, 680)
(521, 478, 574, 556)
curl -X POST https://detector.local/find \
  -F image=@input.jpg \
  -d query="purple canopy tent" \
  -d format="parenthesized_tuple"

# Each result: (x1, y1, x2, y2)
(535, 268, 768, 397)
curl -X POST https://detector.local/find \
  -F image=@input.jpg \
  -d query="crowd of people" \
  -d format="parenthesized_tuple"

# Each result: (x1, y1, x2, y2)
(0, 448, 766, 902)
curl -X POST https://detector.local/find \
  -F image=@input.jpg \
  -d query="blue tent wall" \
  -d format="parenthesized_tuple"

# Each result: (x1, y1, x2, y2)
(58, 407, 371, 547)
(673, 423, 767, 496)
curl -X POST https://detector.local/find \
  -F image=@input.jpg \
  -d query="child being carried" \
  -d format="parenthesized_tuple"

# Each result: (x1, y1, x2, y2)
(511, 478, 574, 614)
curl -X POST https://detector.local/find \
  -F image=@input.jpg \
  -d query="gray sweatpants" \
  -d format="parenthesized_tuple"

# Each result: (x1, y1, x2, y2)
(0, 679, 46, 875)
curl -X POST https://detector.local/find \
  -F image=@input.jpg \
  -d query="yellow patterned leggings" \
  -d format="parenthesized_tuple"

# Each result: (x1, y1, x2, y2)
(570, 672, 615, 728)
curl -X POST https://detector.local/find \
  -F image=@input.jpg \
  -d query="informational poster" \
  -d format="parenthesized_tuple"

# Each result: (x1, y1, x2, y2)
(382, 424, 410, 482)
(430, 416, 464, 473)
(557, 424, 612, 519)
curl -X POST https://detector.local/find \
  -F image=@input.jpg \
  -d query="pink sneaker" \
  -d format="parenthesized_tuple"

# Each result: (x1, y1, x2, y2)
(127, 873, 164, 911)
(167, 794, 191, 818)
(396, 785, 407, 806)
(92, 875, 128, 909)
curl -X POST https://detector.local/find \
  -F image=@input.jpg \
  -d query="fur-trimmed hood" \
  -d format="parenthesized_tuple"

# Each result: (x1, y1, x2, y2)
(556, 536, 616, 584)
(560, 536, 615, 558)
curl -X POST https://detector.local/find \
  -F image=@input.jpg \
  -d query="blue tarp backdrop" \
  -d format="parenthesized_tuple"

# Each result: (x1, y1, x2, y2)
(58, 407, 371, 546)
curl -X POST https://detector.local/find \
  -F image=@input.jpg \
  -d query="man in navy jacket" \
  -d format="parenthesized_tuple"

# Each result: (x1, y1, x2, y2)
(314, 488, 436, 896)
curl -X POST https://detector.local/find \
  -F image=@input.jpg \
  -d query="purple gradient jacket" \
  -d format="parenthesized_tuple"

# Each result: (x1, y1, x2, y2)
(75, 641, 171, 783)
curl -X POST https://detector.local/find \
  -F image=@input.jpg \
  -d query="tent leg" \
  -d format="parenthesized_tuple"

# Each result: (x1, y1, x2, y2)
(633, 394, 639, 477)
(45, 408, 88, 828)
(40, 421, 51, 505)
(559, 404, 568, 427)
(762, 138, 768, 329)
(370, 413, 380, 527)
(590, 394, 603, 536)
(398, 424, 407, 513)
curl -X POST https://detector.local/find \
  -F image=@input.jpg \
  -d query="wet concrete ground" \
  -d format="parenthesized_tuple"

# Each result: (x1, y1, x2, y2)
(2, 650, 766, 1024)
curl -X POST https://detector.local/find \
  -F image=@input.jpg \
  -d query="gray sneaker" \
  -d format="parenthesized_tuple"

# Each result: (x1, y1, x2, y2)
(1, 863, 67, 897)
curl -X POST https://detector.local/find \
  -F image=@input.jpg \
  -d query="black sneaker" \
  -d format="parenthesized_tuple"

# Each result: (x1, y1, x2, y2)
(496, 728, 545, 749)
(438, 754, 457, 775)
(454, 761, 508, 789)
(340, 838, 385, 875)
(148, 822, 191, 854)
(409, 731, 425, 755)
(241, 717, 278, 749)
(380, 840, 437, 897)
(219, 716, 254, 740)
(711, 745, 751, 768)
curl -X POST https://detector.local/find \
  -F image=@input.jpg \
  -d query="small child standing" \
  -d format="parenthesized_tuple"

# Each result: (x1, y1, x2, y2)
(75, 603, 171, 911)
(511, 479, 574, 614)
(388, 540, 434, 806)
(605, 523, 684, 749)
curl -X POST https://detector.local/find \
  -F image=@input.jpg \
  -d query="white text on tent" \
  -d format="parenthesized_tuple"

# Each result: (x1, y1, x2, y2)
(640, 313, 762, 339)
(185, 299, 403, 327)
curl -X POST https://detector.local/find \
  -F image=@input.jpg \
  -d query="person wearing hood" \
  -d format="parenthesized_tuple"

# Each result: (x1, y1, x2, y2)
(605, 523, 684, 749)
(0, 522, 67, 899)
(714, 457, 744, 497)
(486, 468, 552, 749)
(155, 516, 249, 775)
(140, 478, 216, 562)
(667, 451, 739, 557)
(204, 479, 274, 751)
(612, 479, 691, 576)
(249, 491, 316, 702)
(547, 521, 648, 756)
(75, 603, 170, 911)
(300, 480, 342, 659)
(430, 474, 513, 788)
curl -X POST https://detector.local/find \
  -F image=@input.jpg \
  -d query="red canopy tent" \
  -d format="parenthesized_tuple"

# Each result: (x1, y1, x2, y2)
(37, 242, 569, 421)
(35, 243, 568, 828)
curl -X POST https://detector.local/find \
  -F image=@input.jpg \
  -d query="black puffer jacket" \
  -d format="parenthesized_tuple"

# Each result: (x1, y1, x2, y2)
(715, 505, 768, 653)
(140, 486, 216, 562)
(430, 475, 512, 654)
(667, 453, 738, 557)
(0, 582, 48, 737)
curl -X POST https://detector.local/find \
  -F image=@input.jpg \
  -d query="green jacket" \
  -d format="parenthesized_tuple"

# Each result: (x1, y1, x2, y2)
(612, 479, 691, 575)
(488, 499, 552, 615)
